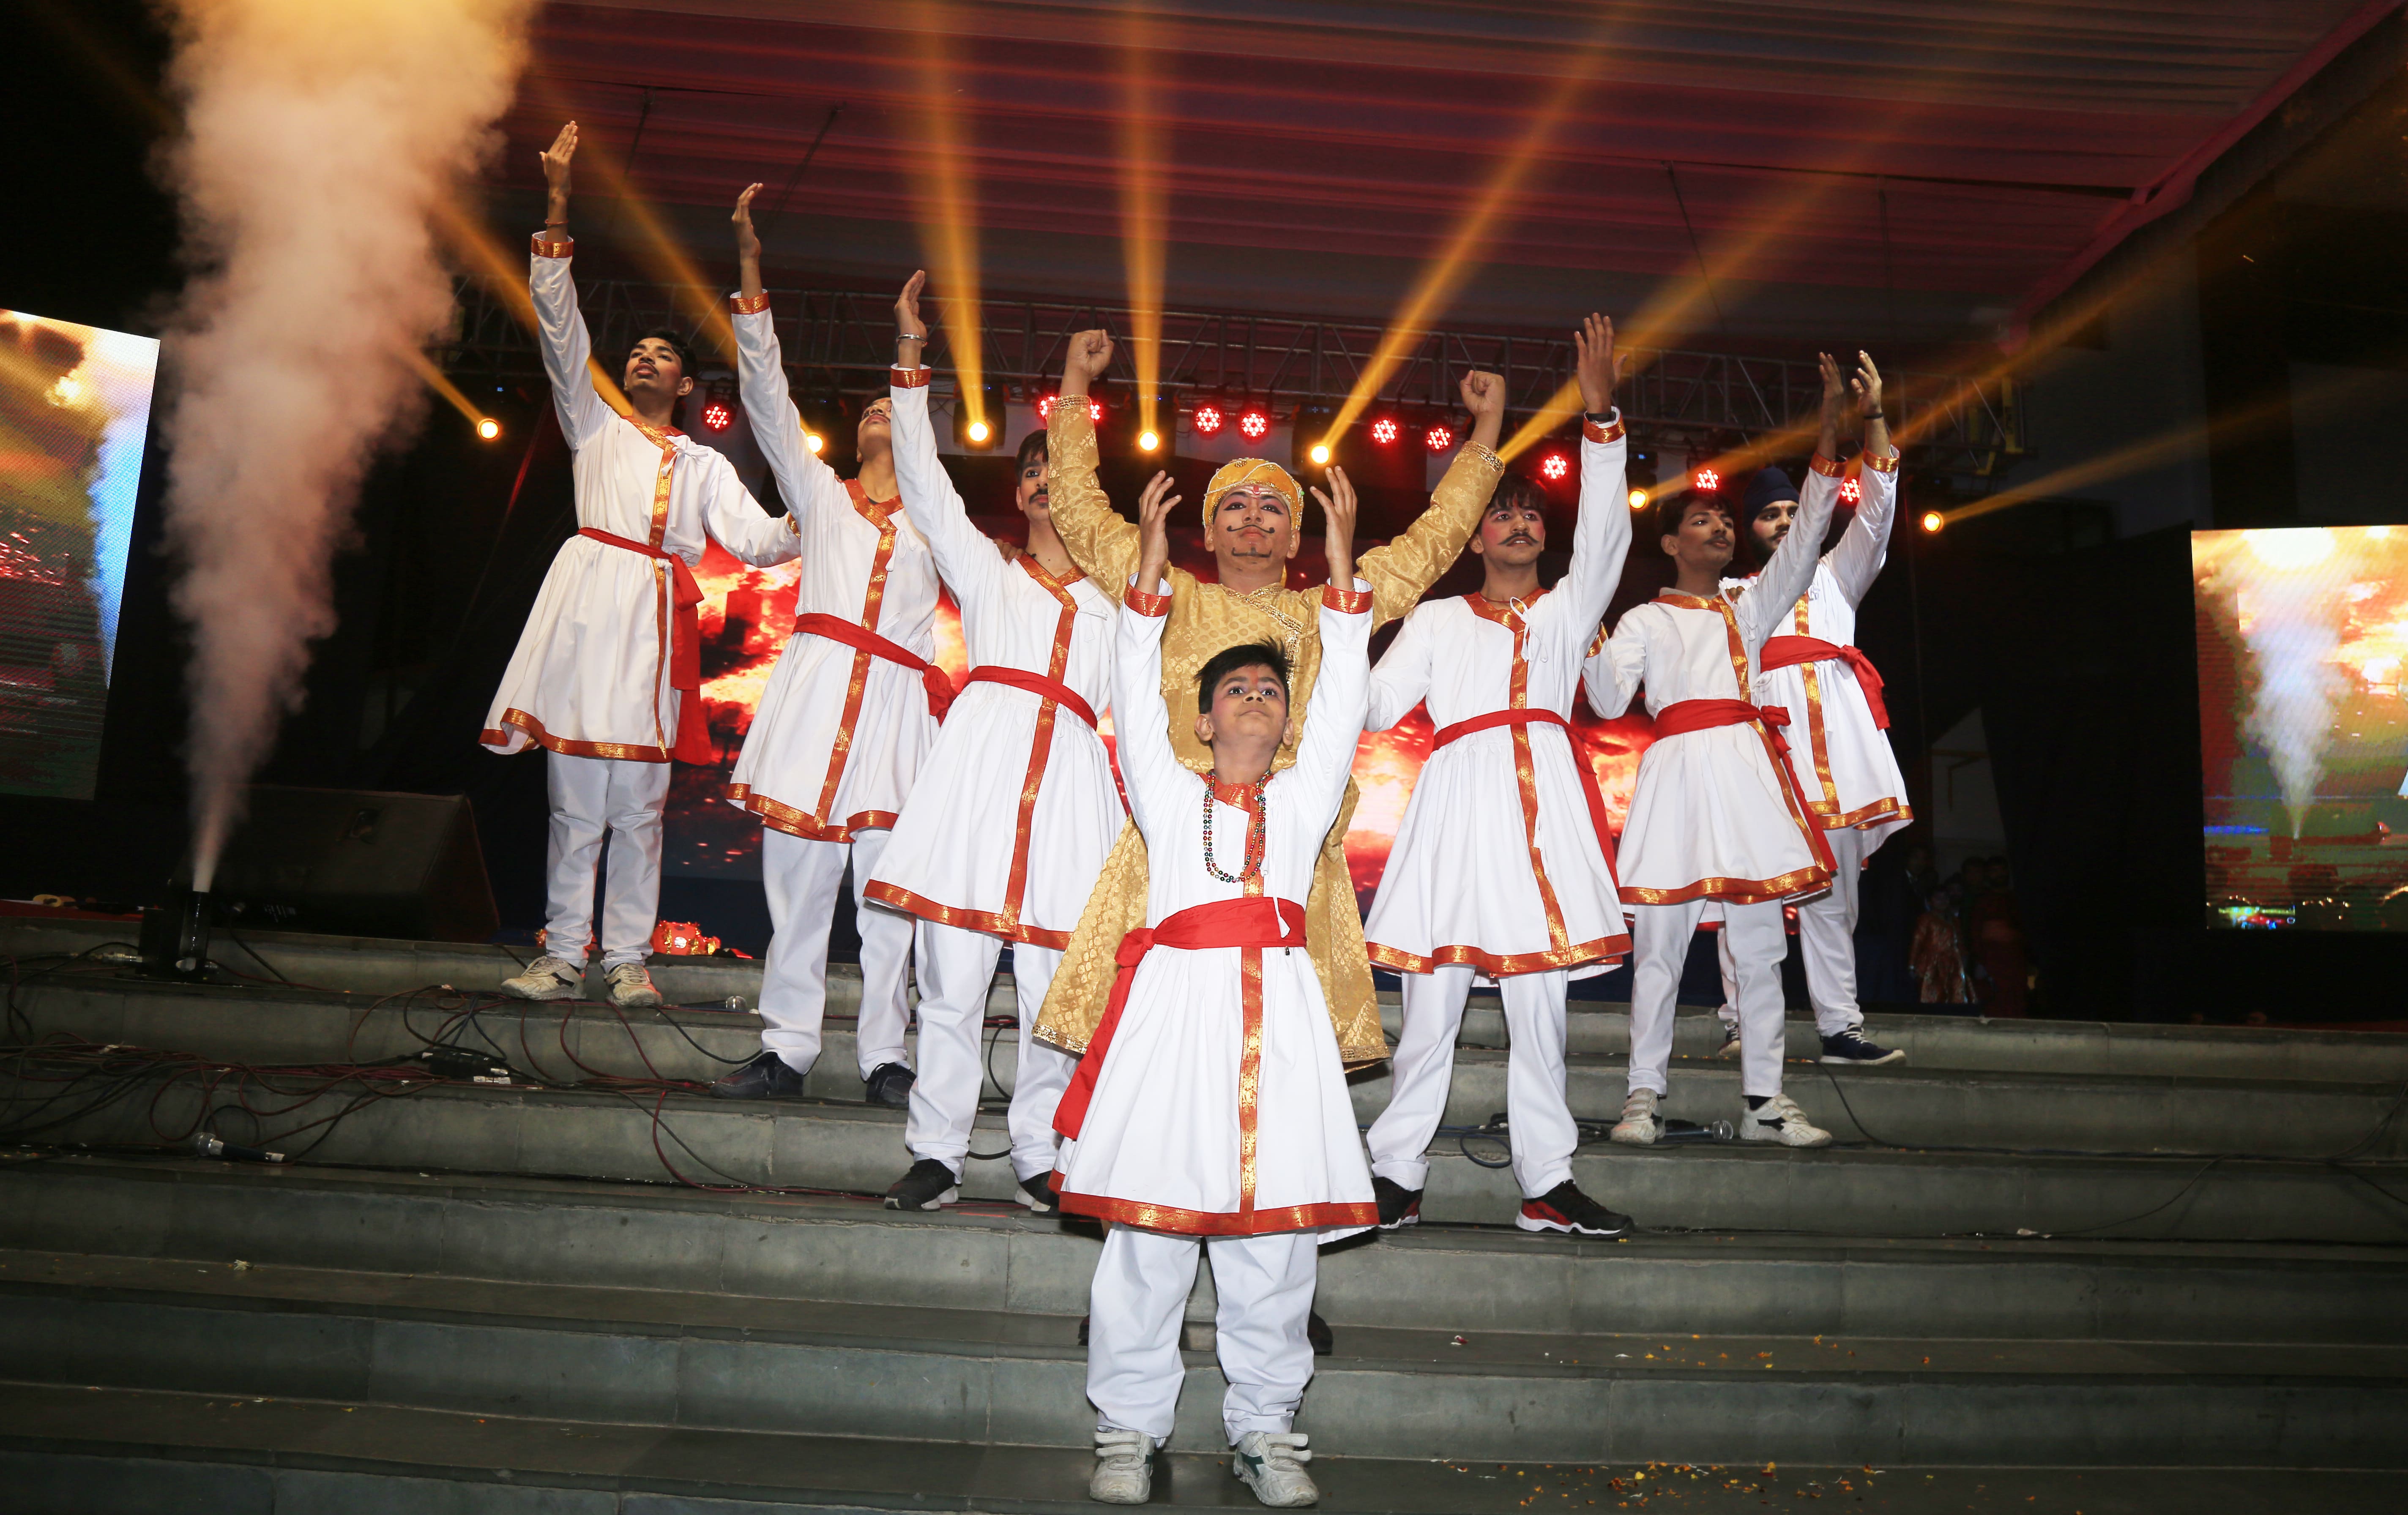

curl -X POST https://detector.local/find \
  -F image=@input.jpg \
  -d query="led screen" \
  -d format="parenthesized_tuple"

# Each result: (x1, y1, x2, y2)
(2195, 526, 2408, 931)
(0, 313, 159, 800)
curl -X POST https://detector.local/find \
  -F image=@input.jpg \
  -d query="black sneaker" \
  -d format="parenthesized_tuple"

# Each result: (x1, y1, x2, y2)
(1306, 1310, 1334, 1356)
(884, 1157, 961, 1211)
(711, 1050, 807, 1100)
(1017, 1172, 1060, 1215)
(1373, 1175, 1422, 1230)
(864, 1061, 916, 1107)
(1820, 1028, 1905, 1067)
(1515, 1181, 1633, 1237)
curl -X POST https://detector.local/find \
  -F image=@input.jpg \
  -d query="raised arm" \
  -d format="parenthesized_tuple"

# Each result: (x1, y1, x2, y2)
(1737, 463, 1836, 651)
(1048, 329, 1143, 596)
(729, 184, 849, 527)
(1114, 477, 1187, 839)
(1550, 314, 1633, 647)
(1365, 605, 1435, 733)
(530, 122, 612, 448)
(886, 270, 1004, 608)
(697, 452, 801, 568)
(1292, 583, 1374, 835)
(1825, 351, 1899, 606)
(1359, 368, 1508, 627)
(1581, 613, 1649, 720)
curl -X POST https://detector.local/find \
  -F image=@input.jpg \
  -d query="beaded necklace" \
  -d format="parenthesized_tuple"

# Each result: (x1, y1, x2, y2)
(1200, 773, 1270, 884)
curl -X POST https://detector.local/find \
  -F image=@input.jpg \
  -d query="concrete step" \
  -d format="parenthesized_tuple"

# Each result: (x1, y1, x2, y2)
(8, 1157, 2403, 1345)
(16, 1071, 2408, 1243)
(11, 1386, 2404, 1514)
(3, 1251, 2402, 1466)
(16, 914, 2408, 1083)
(19, 974, 2408, 1158)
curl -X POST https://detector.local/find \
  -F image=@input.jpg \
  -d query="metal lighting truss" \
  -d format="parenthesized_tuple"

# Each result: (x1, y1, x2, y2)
(444, 280, 2025, 479)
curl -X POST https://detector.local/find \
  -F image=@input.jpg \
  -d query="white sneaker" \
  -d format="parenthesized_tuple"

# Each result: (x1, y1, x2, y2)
(1232, 1430, 1317, 1507)
(1089, 1427, 1152, 1504)
(604, 963, 664, 1009)
(500, 955, 581, 1001)
(1609, 1087, 1661, 1146)
(1741, 1092, 1833, 1148)
(1713, 1015, 1741, 1058)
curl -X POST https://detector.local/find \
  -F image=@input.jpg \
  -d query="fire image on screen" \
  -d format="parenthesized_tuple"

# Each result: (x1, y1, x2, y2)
(0, 312, 158, 801)
(2195, 526, 2408, 931)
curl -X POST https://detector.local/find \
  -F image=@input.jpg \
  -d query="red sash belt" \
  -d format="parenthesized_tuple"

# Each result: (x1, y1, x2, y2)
(1651, 698, 1836, 871)
(1432, 708, 1617, 872)
(795, 611, 954, 720)
(1760, 636, 1889, 729)
(578, 528, 713, 764)
(963, 665, 1097, 730)
(1054, 896, 1307, 1139)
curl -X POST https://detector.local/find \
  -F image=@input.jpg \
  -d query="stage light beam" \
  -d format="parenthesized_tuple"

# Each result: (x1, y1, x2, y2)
(902, 5, 986, 433)
(1115, 5, 1166, 446)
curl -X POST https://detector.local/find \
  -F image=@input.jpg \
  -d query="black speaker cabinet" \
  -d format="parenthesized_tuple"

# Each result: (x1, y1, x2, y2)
(205, 785, 499, 943)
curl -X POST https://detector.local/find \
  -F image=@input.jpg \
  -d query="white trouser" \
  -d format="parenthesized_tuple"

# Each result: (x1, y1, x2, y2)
(758, 826, 916, 1078)
(1367, 965, 1574, 1198)
(906, 924, 1074, 1181)
(1629, 899, 1788, 1100)
(1717, 825, 1869, 1037)
(543, 751, 670, 969)
(1088, 1224, 1319, 1447)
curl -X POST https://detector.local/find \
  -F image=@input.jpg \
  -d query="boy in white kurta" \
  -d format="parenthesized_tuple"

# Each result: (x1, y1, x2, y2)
(1713, 352, 1912, 1067)
(1362, 314, 1634, 1236)
(485, 125, 800, 1012)
(864, 273, 1122, 1212)
(1583, 427, 1840, 1148)
(1063, 469, 1375, 1510)
(712, 188, 944, 1106)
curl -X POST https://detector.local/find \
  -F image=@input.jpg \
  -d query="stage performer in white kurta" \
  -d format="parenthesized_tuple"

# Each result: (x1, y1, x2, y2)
(1711, 352, 1912, 1069)
(1361, 313, 1635, 1237)
(487, 125, 801, 1012)
(1583, 424, 1842, 1149)
(1066, 463, 1375, 1510)
(711, 187, 947, 1107)
(864, 272, 1121, 1213)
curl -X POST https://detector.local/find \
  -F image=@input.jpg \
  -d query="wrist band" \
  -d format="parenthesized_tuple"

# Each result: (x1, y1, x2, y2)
(896, 332, 927, 343)
(1861, 409, 1884, 420)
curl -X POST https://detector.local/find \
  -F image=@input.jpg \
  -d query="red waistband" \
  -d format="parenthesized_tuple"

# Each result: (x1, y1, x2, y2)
(1055, 897, 1306, 1140)
(1759, 636, 1889, 730)
(963, 665, 1097, 730)
(795, 611, 954, 721)
(578, 528, 712, 764)
(1651, 698, 1836, 877)
(1431, 708, 1617, 874)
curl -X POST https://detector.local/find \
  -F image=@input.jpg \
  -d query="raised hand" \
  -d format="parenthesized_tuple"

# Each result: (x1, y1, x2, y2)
(1573, 313, 1622, 417)
(541, 122, 578, 224)
(1816, 351, 1845, 458)
(1853, 350, 1891, 455)
(1460, 369, 1506, 448)
(894, 270, 928, 367)
(1135, 470, 1182, 594)
(1061, 329, 1115, 396)
(1313, 465, 1359, 590)
(733, 183, 763, 265)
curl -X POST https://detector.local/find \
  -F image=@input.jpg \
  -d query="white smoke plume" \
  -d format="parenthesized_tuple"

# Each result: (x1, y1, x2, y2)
(156, 0, 533, 887)
(2229, 530, 2347, 838)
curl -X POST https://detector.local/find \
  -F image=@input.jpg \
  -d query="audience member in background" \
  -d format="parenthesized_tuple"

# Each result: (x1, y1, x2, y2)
(1911, 879, 1973, 1006)
(1968, 856, 2029, 1017)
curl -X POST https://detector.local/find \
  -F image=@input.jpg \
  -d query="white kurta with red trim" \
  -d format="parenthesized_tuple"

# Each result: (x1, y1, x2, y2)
(484, 244, 799, 760)
(1721, 450, 1911, 848)
(1362, 418, 1632, 977)
(1054, 583, 1378, 1239)
(724, 304, 939, 838)
(864, 369, 1122, 944)
(1583, 480, 1837, 914)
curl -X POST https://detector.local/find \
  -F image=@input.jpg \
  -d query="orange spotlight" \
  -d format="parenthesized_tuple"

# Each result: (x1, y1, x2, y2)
(1308, 442, 1331, 467)
(1138, 428, 1161, 453)
(477, 417, 501, 441)
(1919, 510, 1944, 534)
(966, 417, 992, 445)
(804, 431, 825, 455)
(1628, 487, 1648, 511)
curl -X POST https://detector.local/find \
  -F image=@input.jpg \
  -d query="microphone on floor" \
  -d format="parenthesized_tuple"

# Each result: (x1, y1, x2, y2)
(191, 1130, 290, 1165)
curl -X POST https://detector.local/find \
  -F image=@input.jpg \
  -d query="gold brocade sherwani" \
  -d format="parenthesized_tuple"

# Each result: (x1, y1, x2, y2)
(1033, 404, 1505, 1065)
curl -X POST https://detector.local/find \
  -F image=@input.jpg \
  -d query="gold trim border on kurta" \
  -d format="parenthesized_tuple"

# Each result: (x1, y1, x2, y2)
(1054, 1193, 1378, 1236)
(482, 710, 670, 764)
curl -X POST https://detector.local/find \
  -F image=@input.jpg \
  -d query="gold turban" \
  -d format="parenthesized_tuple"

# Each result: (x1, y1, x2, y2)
(1201, 457, 1303, 529)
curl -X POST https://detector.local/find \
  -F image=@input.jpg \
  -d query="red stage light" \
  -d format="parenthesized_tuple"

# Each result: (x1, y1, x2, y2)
(1539, 452, 1569, 481)
(1035, 393, 1100, 422)
(1839, 475, 1863, 504)
(1424, 423, 1453, 452)
(1370, 417, 1399, 445)
(1238, 407, 1270, 441)
(700, 399, 732, 432)
(1693, 467, 1721, 492)
(1193, 403, 1224, 435)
